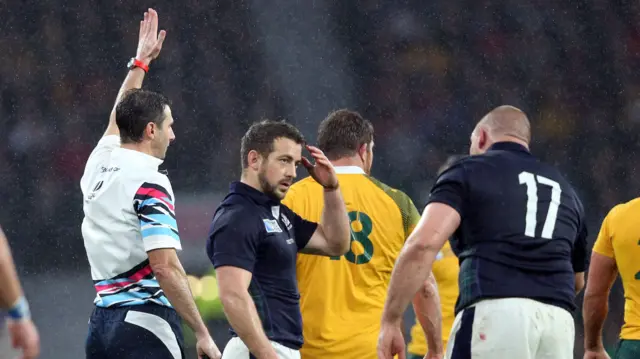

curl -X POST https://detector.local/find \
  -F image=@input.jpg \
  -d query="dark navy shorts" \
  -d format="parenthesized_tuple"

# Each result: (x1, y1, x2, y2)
(85, 304, 185, 359)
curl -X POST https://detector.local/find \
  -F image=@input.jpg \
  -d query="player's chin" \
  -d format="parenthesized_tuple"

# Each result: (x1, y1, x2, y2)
(275, 184, 291, 198)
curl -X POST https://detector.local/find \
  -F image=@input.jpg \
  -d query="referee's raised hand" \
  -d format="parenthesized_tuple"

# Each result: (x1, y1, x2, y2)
(136, 8, 166, 66)
(301, 145, 339, 190)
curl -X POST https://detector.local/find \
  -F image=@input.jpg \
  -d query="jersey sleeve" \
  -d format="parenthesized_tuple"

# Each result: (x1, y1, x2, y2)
(282, 205, 318, 251)
(571, 194, 591, 272)
(593, 207, 616, 259)
(572, 221, 590, 272)
(403, 196, 422, 239)
(208, 208, 262, 272)
(134, 180, 182, 252)
(426, 161, 467, 217)
(80, 135, 120, 194)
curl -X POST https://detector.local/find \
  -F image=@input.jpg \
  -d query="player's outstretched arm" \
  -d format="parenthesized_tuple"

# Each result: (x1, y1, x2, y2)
(412, 274, 443, 358)
(582, 252, 617, 358)
(299, 145, 350, 256)
(0, 227, 39, 359)
(103, 8, 166, 138)
(378, 203, 459, 359)
(216, 266, 279, 359)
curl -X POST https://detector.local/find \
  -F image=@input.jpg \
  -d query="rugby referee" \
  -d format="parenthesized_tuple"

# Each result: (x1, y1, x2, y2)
(207, 120, 351, 359)
(80, 9, 220, 359)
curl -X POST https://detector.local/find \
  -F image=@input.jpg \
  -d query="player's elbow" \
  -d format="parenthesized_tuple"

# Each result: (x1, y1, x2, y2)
(422, 273, 439, 298)
(331, 236, 351, 256)
(219, 285, 250, 312)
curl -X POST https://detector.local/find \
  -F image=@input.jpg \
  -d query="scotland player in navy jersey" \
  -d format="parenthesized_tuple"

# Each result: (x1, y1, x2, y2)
(378, 106, 589, 359)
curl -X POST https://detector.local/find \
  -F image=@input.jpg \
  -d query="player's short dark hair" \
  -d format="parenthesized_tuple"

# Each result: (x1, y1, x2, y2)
(240, 120, 306, 169)
(317, 109, 374, 161)
(438, 155, 466, 175)
(116, 89, 171, 144)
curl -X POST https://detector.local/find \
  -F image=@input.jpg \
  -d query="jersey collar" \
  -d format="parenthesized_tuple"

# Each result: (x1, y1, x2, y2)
(333, 166, 366, 174)
(487, 141, 530, 154)
(229, 181, 280, 207)
(112, 147, 164, 170)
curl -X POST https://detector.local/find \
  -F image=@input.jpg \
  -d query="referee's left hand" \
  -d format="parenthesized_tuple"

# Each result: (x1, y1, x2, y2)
(301, 145, 339, 190)
(377, 321, 406, 359)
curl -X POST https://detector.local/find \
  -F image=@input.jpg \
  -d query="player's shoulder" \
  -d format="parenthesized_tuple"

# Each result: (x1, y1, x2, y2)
(289, 176, 321, 192)
(212, 195, 259, 230)
(364, 175, 415, 209)
(607, 198, 640, 221)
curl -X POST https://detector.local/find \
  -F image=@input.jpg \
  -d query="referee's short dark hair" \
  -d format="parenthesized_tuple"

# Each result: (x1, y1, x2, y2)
(240, 120, 306, 169)
(317, 109, 373, 161)
(116, 89, 171, 144)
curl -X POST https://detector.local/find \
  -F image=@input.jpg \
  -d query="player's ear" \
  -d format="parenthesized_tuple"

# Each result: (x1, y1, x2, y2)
(247, 150, 261, 170)
(478, 128, 488, 150)
(145, 122, 156, 139)
(357, 143, 367, 160)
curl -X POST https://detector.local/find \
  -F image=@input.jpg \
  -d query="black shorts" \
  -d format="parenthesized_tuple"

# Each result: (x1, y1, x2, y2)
(85, 304, 185, 359)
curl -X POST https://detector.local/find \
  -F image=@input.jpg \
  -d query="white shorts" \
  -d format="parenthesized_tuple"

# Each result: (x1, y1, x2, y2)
(445, 298, 574, 359)
(222, 337, 300, 359)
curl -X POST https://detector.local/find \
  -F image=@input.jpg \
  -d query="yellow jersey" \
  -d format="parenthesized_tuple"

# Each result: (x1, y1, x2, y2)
(593, 198, 640, 340)
(407, 240, 459, 356)
(282, 166, 421, 359)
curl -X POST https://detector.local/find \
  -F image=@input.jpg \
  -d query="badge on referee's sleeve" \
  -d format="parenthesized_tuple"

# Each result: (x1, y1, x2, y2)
(263, 219, 283, 233)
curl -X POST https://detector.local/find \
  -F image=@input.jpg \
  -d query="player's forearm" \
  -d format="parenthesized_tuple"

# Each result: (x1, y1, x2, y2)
(154, 264, 209, 335)
(106, 67, 147, 134)
(382, 239, 438, 324)
(319, 188, 350, 255)
(219, 290, 277, 358)
(0, 228, 24, 309)
(582, 292, 609, 351)
(412, 275, 443, 354)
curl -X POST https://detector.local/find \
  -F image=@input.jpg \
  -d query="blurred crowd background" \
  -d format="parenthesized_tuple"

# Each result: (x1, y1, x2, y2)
(0, 0, 637, 358)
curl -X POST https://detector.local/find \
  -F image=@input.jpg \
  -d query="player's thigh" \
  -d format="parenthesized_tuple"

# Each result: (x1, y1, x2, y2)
(614, 340, 640, 359)
(223, 338, 300, 359)
(107, 309, 185, 359)
(446, 299, 539, 359)
(535, 304, 574, 359)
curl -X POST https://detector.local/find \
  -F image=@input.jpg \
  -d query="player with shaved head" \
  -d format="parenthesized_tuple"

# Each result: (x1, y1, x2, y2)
(378, 106, 589, 359)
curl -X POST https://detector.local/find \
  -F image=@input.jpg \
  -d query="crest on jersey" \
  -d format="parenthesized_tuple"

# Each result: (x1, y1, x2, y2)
(263, 219, 282, 233)
(281, 214, 292, 230)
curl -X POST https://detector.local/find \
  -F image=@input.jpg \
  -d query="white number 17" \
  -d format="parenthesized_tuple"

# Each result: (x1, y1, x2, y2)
(518, 171, 562, 239)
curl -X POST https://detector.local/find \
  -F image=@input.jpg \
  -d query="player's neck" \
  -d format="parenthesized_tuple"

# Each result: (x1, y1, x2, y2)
(240, 172, 264, 193)
(330, 156, 365, 170)
(491, 136, 530, 150)
(120, 142, 157, 158)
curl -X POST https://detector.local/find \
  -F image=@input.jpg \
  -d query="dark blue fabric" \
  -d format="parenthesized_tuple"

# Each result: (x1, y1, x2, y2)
(85, 305, 184, 359)
(427, 142, 589, 315)
(450, 307, 475, 359)
(207, 181, 317, 350)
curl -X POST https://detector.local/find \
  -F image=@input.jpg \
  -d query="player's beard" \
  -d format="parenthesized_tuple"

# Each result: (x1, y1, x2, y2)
(257, 166, 286, 201)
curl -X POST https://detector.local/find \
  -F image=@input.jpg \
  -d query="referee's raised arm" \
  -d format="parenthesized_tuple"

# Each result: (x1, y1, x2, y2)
(101, 9, 166, 139)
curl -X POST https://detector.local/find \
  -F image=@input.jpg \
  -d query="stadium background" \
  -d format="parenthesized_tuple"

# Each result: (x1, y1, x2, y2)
(0, 0, 636, 358)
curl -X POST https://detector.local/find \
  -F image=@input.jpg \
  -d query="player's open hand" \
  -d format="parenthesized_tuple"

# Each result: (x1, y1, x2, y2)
(301, 145, 339, 190)
(377, 322, 406, 359)
(135, 8, 166, 66)
(7, 319, 40, 359)
(583, 349, 611, 359)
